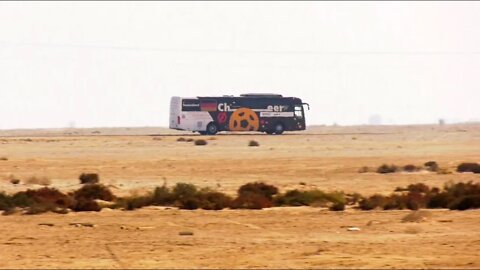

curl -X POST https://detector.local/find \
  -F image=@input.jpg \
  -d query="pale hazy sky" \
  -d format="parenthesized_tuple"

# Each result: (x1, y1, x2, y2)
(1, 1, 479, 129)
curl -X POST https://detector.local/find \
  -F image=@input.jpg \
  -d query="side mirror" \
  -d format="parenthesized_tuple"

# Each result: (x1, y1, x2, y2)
(302, 103, 310, 110)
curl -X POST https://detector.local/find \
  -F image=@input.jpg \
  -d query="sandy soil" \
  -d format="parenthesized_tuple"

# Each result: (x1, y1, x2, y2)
(0, 124, 479, 268)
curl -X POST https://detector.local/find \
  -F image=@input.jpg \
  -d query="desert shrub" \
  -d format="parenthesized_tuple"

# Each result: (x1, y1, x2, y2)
(173, 183, 198, 200)
(406, 183, 430, 193)
(0, 157, 8, 161)
(79, 173, 99, 184)
(194, 139, 208, 146)
(404, 192, 427, 210)
(376, 164, 398, 174)
(0, 192, 14, 210)
(186, 138, 194, 142)
(448, 195, 480, 210)
(151, 186, 174, 205)
(231, 193, 273, 209)
(10, 178, 20, 185)
(358, 194, 389, 210)
(238, 182, 278, 199)
(457, 163, 480, 173)
(25, 176, 51, 186)
(248, 140, 260, 147)
(22, 187, 73, 208)
(274, 189, 345, 207)
(177, 137, 186, 142)
(444, 181, 480, 198)
(427, 192, 453, 208)
(329, 202, 345, 211)
(73, 184, 115, 201)
(197, 191, 232, 210)
(424, 161, 439, 172)
(120, 195, 154, 210)
(403, 164, 419, 172)
(346, 193, 363, 205)
(72, 198, 101, 212)
(383, 194, 408, 210)
(24, 204, 59, 215)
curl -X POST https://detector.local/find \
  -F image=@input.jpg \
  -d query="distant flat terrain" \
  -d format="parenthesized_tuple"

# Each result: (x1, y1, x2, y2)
(0, 124, 479, 268)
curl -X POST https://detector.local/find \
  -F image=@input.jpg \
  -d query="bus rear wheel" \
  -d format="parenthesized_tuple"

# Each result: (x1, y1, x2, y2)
(273, 123, 284, 135)
(206, 123, 218, 135)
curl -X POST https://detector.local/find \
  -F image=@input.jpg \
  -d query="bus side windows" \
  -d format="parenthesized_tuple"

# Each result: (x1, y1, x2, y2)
(182, 99, 200, 111)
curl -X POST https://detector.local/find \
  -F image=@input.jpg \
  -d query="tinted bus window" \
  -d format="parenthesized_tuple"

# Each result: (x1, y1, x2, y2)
(182, 99, 200, 111)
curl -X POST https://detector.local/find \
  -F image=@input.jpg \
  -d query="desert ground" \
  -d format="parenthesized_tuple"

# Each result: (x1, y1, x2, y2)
(1, 124, 479, 268)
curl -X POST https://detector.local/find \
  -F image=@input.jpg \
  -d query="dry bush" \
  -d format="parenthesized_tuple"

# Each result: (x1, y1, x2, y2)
(0, 157, 8, 161)
(274, 189, 345, 207)
(177, 137, 186, 142)
(358, 194, 389, 210)
(72, 199, 101, 212)
(231, 193, 273, 209)
(457, 162, 480, 173)
(186, 138, 194, 142)
(173, 183, 198, 200)
(346, 193, 363, 205)
(329, 202, 345, 211)
(151, 186, 174, 205)
(79, 173, 99, 184)
(25, 176, 51, 186)
(73, 184, 115, 202)
(194, 139, 208, 146)
(10, 179, 20, 185)
(376, 164, 398, 174)
(197, 191, 232, 210)
(424, 161, 439, 172)
(238, 182, 278, 200)
(406, 183, 430, 193)
(117, 195, 153, 211)
(248, 140, 260, 147)
(403, 164, 420, 172)
(448, 195, 480, 210)
(23, 187, 74, 208)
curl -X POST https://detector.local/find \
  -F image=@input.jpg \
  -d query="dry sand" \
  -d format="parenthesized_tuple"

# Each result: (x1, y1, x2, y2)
(0, 124, 479, 268)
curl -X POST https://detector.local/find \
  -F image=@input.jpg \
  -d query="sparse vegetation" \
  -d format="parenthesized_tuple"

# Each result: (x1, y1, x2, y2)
(1, 175, 479, 215)
(248, 140, 260, 147)
(73, 184, 115, 202)
(0, 157, 8, 161)
(424, 161, 439, 172)
(194, 139, 208, 146)
(79, 173, 99, 184)
(376, 164, 398, 174)
(177, 137, 186, 142)
(457, 162, 480, 173)
(403, 164, 419, 172)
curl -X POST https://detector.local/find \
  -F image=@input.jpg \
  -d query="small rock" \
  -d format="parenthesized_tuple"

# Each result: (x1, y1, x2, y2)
(69, 222, 96, 228)
(179, 231, 194, 236)
(38, 223, 54, 227)
(347, 227, 361, 232)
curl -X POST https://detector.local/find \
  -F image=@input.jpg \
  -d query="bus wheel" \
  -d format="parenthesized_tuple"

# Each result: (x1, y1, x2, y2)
(206, 123, 218, 135)
(274, 123, 284, 135)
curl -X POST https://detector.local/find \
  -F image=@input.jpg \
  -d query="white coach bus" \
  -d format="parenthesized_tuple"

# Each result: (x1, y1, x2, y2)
(170, 93, 309, 135)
